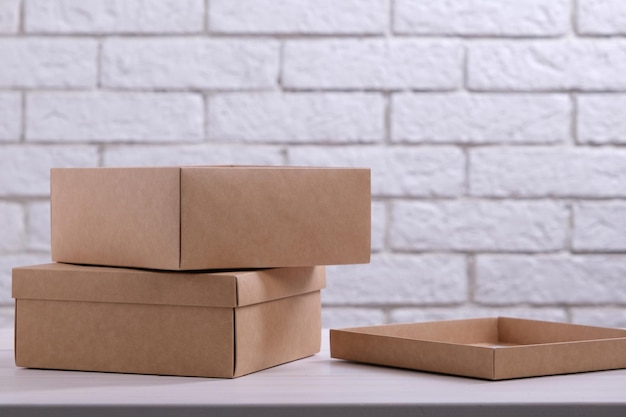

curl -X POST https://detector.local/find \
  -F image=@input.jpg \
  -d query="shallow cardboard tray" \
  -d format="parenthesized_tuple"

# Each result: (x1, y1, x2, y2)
(330, 317, 626, 380)
(13, 263, 325, 378)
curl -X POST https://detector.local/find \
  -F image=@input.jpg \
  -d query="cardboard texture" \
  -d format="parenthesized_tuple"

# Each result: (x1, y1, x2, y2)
(50, 166, 371, 270)
(13, 263, 325, 378)
(330, 317, 626, 380)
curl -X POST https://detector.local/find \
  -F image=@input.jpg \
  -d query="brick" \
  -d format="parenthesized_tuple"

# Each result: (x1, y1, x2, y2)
(371, 201, 386, 252)
(476, 255, 626, 305)
(0, 254, 52, 303)
(102, 38, 279, 89)
(0, 202, 24, 251)
(289, 146, 464, 197)
(571, 308, 626, 329)
(0, 145, 98, 196)
(0, 38, 97, 88)
(210, 0, 387, 34)
(394, 0, 568, 36)
(573, 202, 626, 252)
(392, 93, 570, 144)
(103, 145, 284, 166)
(26, 201, 50, 252)
(0, 0, 19, 33)
(391, 200, 567, 252)
(0, 92, 20, 141)
(324, 254, 467, 305)
(322, 308, 386, 328)
(283, 40, 462, 90)
(390, 308, 567, 324)
(469, 41, 626, 91)
(208, 93, 384, 143)
(26, 92, 203, 142)
(578, 0, 626, 35)
(0, 306, 13, 328)
(470, 147, 626, 197)
(579, 95, 626, 144)
(25, 0, 203, 33)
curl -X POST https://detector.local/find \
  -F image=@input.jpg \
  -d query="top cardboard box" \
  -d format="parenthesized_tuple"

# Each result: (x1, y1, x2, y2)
(51, 166, 370, 270)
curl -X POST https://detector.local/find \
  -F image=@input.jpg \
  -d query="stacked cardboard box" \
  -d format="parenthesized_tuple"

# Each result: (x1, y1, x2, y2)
(12, 166, 371, 378)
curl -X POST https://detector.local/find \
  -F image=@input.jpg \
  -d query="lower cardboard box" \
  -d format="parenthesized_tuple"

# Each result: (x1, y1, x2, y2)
(330, 317, 626, 380)
(12, 263, 325, 378)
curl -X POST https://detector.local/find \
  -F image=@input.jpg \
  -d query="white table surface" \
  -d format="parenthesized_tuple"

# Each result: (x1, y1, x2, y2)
(1, 328, 625, 417)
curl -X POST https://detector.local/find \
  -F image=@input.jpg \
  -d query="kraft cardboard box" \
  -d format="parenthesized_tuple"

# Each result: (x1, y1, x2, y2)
(330, 317, 626, 380)
(13, 263, 325, 378)
(51, 166, 370, 270)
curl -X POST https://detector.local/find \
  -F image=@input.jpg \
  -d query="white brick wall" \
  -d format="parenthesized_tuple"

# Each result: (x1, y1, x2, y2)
(27, 92, 204, 142)
(392, 94, 570, 144)
(25, 0, 204, 34)
(394, 0, 570, 36)
(2, 0, 626, 329)
(476, 255, 626, 305)
(102, 38, 279, 89)
(578, 95, 626, 144)
(471, 148, 626, 197)
(578, 0, 626, 35)
(0, 93, 20, 141)
(210, 0, 388, 34)
(283, 40, 463, 90)
(208, 93, 385, 143)
(390, 200, 567, 252)
(0, 38, 97, 88)
(469, 41, 626, 91)
(0, 0, 19, 33)
(573, 202, 626, 251)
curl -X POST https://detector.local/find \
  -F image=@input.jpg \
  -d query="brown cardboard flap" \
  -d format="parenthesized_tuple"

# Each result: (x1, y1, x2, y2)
(12, 263, 325, 308)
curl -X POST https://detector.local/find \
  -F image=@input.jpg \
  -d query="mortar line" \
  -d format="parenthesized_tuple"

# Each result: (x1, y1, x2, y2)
(20, 91, 26, 142)
(571, 93, 578, 145)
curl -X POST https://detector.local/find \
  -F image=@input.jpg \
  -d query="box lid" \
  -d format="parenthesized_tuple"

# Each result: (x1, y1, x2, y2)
(12, 263, 325, 308)
(330, 317, 626, 380)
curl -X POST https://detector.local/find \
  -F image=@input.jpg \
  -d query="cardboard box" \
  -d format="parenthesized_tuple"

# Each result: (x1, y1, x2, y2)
(51, 166, 371, 270)
(13, 263, 325, 378)
(330, 317, 626, 380)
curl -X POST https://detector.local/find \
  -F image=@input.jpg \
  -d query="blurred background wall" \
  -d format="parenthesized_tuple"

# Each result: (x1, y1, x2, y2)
(1, 0, 626, 328)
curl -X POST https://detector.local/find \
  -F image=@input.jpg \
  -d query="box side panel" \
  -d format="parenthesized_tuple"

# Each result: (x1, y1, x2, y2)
(233, 291, 321, 377)
(498, 317, 626, 344)
(494, 339, 626, 380)
(330, 330, 495, 379)
(337, 318, 499, 344)
(236, 266, 326, 306)
(180, 167, 370, 269)
(51, 167, 181, 270)
(15, 299, 235, 378)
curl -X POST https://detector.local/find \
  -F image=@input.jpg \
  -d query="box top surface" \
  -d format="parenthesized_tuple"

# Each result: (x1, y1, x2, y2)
(12, 263, 325, 308)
